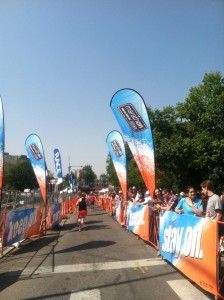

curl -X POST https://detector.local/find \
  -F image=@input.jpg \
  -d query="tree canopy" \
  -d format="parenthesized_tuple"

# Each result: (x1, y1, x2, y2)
(106, 143, 145, 189)
(3, 157, 38, 191)
(78, 165, 97, 186)
(106, 72, 224, 193)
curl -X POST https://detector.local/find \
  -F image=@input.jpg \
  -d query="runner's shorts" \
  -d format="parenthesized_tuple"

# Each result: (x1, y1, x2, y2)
(78, 210, 87, 217)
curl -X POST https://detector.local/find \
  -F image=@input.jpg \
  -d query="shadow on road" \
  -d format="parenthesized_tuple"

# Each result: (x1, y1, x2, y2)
(52, 222, 76, 231)
(54, 240, 116, 253)
(87, 212, 107, 216)
(82, 224, 111, 231)
(0, 235, 59, 257)
(84, 220, 103, 224)
(0, 271, 21, 293)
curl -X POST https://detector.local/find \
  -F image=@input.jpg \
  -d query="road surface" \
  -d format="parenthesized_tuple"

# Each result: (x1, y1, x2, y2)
(0, 205, 215, 300)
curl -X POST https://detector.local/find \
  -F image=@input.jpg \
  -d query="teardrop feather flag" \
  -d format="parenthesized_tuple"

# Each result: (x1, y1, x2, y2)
(106, 130, 127, 200)
(54, 148, 63, 185)
(0, 97, 5, 211)
(25, 134, 47, 204)
(110, 89, 155, 197)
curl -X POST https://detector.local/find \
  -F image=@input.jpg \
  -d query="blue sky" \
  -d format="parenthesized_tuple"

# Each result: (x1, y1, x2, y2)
(1, 0, 224, 177)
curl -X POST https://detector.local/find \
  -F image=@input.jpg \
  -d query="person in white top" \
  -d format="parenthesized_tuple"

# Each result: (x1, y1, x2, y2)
(135, 190, 153, 207)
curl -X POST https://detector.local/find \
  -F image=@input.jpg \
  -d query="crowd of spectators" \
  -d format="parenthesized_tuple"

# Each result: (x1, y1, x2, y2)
(102, 180, 223, 221)
(99, 180, 224, 255)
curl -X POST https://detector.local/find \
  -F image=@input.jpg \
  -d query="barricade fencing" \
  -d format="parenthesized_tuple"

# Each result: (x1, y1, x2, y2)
(96, 197, 224, 300)
(0, 190, 79, 255)
(0, 194, 223, 298)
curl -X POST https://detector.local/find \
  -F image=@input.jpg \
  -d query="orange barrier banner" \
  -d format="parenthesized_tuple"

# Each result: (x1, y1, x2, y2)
(127, 202, 149, 241)
(2, 207, 43, 247)
(46, 203, 62, 229)
(103, 198, 112, 213)
(159, 211, 219, 297)
(61, 199, 77, 218)
(115, 200, 124, 225)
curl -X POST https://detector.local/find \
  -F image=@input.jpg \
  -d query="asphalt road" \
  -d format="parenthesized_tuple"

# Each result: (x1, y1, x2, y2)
(0, 205, 215, 300)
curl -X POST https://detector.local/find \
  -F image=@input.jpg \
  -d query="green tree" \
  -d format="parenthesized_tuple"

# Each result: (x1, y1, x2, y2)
(176, 72, 224, 190)
(98, 173, 109, 187)
(106, 143, 145, 189)
(148, 105, 187, 191)
(106, 154, 119, 187)
(78, 165, 97, 186)
(125, 144, 145, 188)
(107, 72, 224, 193)
(3, 158, 38, 191)
(148, 71, 224, 192)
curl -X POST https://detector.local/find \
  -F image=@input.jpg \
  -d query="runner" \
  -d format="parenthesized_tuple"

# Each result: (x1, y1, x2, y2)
(88, 192, 96, 209)
(76, 192, 87, 231)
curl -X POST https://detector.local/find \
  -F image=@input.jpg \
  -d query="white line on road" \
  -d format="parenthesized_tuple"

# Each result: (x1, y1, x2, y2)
(70, 289, 101, 300)
(19, 261, 210, 299)
(68, 273, 209, 300)
(167, 279, 210, 299)
(20, 258, 166, 276)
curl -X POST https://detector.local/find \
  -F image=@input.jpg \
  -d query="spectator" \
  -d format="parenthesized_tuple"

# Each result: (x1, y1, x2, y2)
(152, 188, 163, 212)
(127, 187, 133, 201)
(131, 186, 137, 201)
(144, 190, 153, 206)
(201, 192, 208, 215)
(175, 186, 203, 217)
(118, 190, 124, 200)
(135, 190, 153, 206)
(134, 191, 144, 204)
(134, 188, 143, 202)
(220, 235, 224, 256)
(220, 190, 224, 218)
(155, 188, 177, 212)
(110, 191, 117, 216)
(200, 180, 222, 221)
(155, 188, 178, 256)
(221, 190, 224, 203)
(154, 188, 178, 257)
(179, 191, 186, 200)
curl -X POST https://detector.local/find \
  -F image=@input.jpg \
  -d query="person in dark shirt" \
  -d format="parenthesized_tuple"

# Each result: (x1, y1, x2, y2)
(76, 192, 87, 231)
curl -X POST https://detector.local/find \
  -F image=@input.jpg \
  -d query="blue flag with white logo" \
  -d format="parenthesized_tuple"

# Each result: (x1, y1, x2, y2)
(54, 149, 63, 184)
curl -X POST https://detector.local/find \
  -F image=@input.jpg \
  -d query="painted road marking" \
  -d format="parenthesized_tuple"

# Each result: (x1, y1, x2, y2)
(18, 260, 210, 299)
(69, 281, 209, 300)
(134, 262, 146, 273)
(20, 258, 166, 276)
(70, 289, 101, 300)
(167, 279, 210, 299)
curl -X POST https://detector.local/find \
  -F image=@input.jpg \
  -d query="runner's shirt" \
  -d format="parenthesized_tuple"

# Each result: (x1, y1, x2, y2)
(78, 198, 87, 211)
(89, 195, 96, 203)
